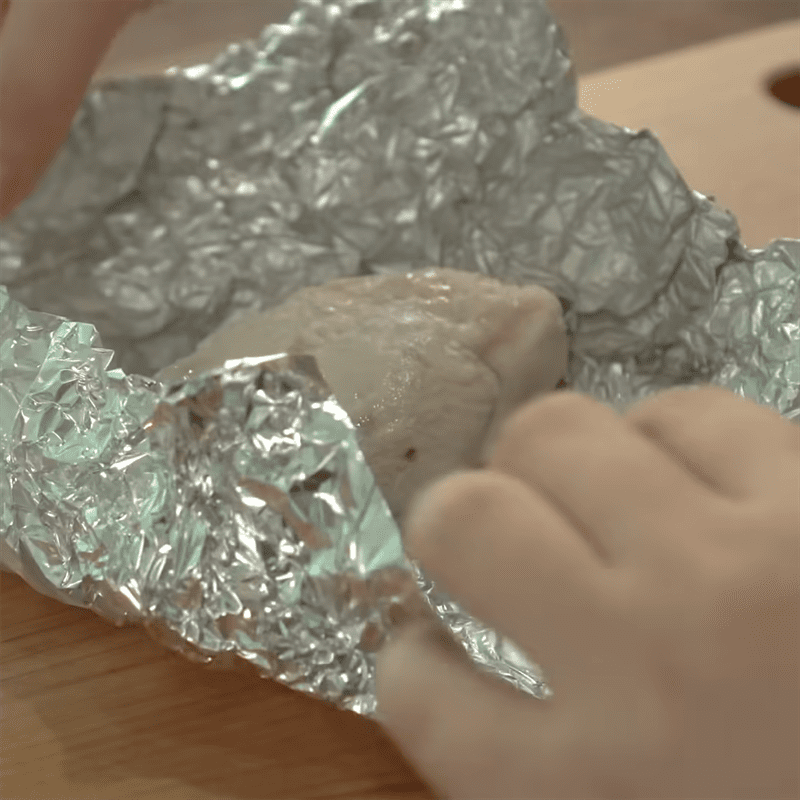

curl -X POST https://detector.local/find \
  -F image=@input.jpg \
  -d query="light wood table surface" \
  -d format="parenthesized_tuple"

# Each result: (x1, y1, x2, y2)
(2, 18, 798, 800)
(577, 20, 799, 249)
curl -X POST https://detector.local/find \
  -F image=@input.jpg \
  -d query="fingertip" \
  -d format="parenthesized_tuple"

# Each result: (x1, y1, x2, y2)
(375, 620, 559, 800)
(403, 469, 486, 562)
(402, 484, 442, 561)
(375, 625, 430, 739)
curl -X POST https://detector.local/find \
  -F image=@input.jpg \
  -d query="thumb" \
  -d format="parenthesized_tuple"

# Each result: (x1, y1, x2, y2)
(375, 621, 579, 800)
(0, 0, 150, 217)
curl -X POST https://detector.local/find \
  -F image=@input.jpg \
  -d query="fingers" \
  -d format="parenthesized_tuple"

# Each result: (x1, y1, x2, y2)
(376, 621, 579, 800)
(625, 384, 800, 502)
(403, 469, 609, 687)
(486, 391, 728, 563)
(0, 0, 146, 217)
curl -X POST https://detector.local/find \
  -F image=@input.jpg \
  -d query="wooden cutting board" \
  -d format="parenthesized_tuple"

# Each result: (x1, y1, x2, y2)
(2, 19, 798, 800)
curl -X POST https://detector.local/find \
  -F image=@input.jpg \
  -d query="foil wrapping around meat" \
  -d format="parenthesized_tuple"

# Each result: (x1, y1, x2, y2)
(1, 0, 798, 717)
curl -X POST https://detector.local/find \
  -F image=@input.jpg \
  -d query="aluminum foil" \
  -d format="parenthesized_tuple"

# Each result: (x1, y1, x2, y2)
(1, 0, 798, 718)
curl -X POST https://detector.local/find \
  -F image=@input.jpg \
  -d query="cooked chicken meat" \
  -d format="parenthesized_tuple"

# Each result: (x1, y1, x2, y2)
(158, 268, 569, 520)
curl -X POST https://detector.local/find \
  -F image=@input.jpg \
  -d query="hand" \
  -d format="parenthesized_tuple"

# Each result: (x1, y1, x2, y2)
(376, 385, 800, 800)
(0, 0, 153, 217)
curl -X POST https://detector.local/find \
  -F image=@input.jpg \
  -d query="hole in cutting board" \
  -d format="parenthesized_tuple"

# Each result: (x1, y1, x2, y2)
(767, 64, 800, 109)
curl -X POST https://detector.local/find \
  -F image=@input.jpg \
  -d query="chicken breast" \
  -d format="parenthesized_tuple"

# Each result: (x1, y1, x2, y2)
(158, 268, 569, 520)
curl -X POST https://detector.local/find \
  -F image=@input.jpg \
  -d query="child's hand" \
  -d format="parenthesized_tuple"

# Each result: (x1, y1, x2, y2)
(377, 385, 799, 799)
(0, 0, 152, 217)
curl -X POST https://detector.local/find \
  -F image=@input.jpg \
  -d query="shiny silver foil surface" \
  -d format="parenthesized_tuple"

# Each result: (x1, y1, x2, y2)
(1, 0, 798, 717)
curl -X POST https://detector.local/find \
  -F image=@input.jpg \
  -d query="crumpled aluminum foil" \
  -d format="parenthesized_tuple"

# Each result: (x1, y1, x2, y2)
(1, 0, 798, 718)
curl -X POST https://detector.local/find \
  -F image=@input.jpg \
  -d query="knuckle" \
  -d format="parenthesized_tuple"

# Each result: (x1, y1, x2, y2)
(433, 471, 508, 523)
(405, 471, 506, 557)
(495, 391, 595, 453)
(626, 384, 732, 424)
(627, 385, 701, 419)
(625, 386, 739, 447)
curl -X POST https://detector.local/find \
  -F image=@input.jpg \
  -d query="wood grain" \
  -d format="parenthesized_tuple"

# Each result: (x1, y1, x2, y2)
(3, 17, 799, 800)
(0, 570, 433, 800)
